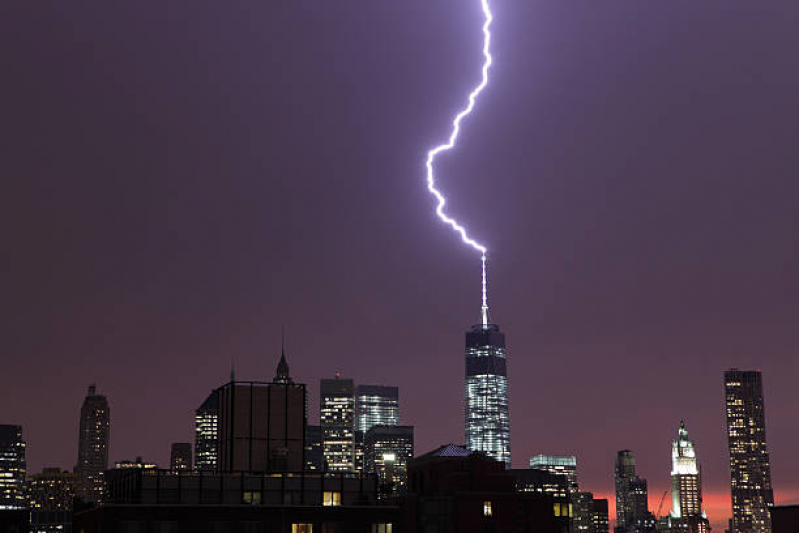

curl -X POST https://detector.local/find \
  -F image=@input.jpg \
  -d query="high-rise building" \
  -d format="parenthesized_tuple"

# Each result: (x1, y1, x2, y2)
(464, 323, 510, 467)
(592, 498, 610, 533)
(75, 385, 110, 503)
(574, 492, 611, 533)
(195, 389, 219, 472)
(615, 450, 637, 530)
(27, 467, 75, 533)
(170, 443, 192, 472)
(364, 425, 414, 495)
(355, 385, 399, 434)
(529, 455, 578, 494)
(0, 425, 26, 510)
(724, 369, 774, 533)
(216, 350, 307, 472)
(668, 421, 709, 533)
(304, 425, 323, 471)
(321, 375, 355, 472)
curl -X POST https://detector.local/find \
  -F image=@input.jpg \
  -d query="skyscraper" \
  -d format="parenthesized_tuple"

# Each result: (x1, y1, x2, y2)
(355, 385, 399, 433)
(464, 323, 510, 467)
(27, 467, 74, 532)
(216, 350, 307, 472)
(320, 375, 355, 472)
(75, 385, 110, 503)
(529, 455, 578, 494)
(0, 425, 25, 510)
(364, 425, 414, 495)
(669, 421, 709, 533)
(170, 443, 192, 472)
(304, 425, 323, 471)
(615, 450, 637, 531)
(724, 369, 774, 533)
(195, 389, 219, 472)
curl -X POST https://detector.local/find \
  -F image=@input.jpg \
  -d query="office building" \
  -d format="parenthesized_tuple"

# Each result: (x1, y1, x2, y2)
(0, 425, 26, 510)
(114, 457, 157, 469)
(216, 351, 307, 472)
(725, 369, 774, 533)
(355, 385, 399, 433)
(28, 467, 75, 533)
(666, 422, 709, 533)
(305, 425, 323, 471)
(464, 323, 511, 467)
(170, 443, 192, 472)
(321, 375, 356, 472)
(75, 385, 110, 503)
(771, 505, 799, 533)
(615, 450, 656, 531)
(364, 425, 414, 495)
(529, 455, 578, 494)
(574, 492, 610, 533)
(194, 389, 219, 472)
(593, 498, 610, 533)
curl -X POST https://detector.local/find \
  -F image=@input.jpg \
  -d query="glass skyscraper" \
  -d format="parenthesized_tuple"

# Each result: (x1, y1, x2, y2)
(724, 369, 773, 533)
(0, 425, 25, 510)
(355, 385, 399, 433)
(195, 390, 219, 472)
(464, 323, 510, 467)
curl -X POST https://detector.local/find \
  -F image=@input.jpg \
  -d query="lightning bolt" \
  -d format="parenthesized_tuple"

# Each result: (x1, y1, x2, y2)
(425, 0, 493, 326)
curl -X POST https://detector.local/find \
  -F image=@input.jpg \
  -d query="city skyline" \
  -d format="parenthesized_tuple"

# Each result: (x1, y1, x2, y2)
(3, 1, 799, 531)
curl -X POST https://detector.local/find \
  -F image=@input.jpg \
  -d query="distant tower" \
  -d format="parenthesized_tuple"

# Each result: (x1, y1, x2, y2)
(194, 390, 219, 472)
(614, 450, 654, 532)
(464, 322, 510, 467)
(0, 425, 26, 509)
(724, 369, 774, 533)
(320, 375, 355, 472)
(75, 385, 110, 503)
(669, 421, 709, 533)
(529, 455, 578, 494)
(355, 385, 399, 434)
(170, 443, 192, 472)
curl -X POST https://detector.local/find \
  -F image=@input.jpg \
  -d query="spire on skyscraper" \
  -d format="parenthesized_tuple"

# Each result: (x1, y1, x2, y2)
(274, 330, 292, 384)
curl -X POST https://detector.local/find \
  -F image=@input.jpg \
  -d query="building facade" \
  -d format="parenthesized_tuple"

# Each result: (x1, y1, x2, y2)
(321, 376, 356, 472)
(355, 385, 399, 434)
(464, 323, 510, 467)
(0, 425, 26, 510)
(28, 467, 75, 533)
(304, 425, 323, 471)
(195, 390, 219, 472)
(529, 455, 578, 494)
(170, 443, 192, 472)
(668, 422, 709, 533)
(725, 369, 774, 533)
(75, 385, 110, 504)
(364, 425, 414, 495)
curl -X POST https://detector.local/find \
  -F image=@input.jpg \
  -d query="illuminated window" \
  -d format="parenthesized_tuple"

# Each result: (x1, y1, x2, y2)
(243, 491, 262, 504)
(292, 525, 313, 533)
(323, 491, 341, 507)
(372, 525, 393, 533)
(483, 501, 493, 517)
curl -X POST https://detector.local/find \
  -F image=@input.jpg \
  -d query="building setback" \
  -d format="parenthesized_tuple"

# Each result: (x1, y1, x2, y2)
(321, 375, 356, 472)
(75, 385, 110, 504)
(725, 369, 774, 533)
(0, 425, 26, 510)
(464, 323, 510, 467)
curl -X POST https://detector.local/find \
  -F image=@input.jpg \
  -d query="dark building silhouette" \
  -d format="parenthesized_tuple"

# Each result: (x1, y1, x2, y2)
(364, 425, 414, 495)
(770, 505, 799, 533)
(304, 425, 323, 471)
(75, 385, 110, 504)
(170, 443, 192, 472)
(27, 467, 75, 533)
(0, 425, 26, 510)
(615, 450, 637, 531)
(216, 350, 306, 473)
(592, 498, 610, 533)
(725, 369, 774, 533)
(465, 324, 511, 467)
(194, 389, 219, 472)
(321, 375, 356, 472)
(575, 492, 610, 533)
(403, 444, 556, 533)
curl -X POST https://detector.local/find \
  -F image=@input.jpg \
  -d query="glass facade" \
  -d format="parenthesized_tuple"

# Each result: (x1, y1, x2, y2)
(195, 390, 219, 472)
(464, 323, 510, 468)
(724, 369, 773, 533)
(355, 385, 399, 434)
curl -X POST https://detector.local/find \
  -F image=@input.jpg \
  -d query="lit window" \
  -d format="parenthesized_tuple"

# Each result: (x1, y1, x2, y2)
(323, 491, 341, 507)
(483, 501, 493, 517)
(292, 525, 313, 533)
(243, 491, 262, 504)
(372, 525, 393, 533)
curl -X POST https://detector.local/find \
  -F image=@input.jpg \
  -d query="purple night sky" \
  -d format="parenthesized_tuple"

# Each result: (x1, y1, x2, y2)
(2, 1, 798, 528)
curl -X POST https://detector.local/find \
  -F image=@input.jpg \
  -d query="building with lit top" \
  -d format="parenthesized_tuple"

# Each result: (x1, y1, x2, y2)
(355, 385, 399, 433)
(0, 425, 26, 510)
(75, 385, 110, 504)
(724, 369, 773, 533)
(364, 425, 414, 495)
(28, 467, 75, 533)
(321, 375, 356, 472)
(194, 389, 219, 472)
(465, 323, 510, 467)
(529, 455, 578, 494)
(666, 421, 709, 533)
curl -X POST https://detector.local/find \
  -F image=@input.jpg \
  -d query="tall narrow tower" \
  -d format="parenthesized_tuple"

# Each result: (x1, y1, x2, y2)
(464, 322, 510, 467)
(75, 385, 110, 503)
(669, 421, 709, 533)
(724, 369, 773, 533)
